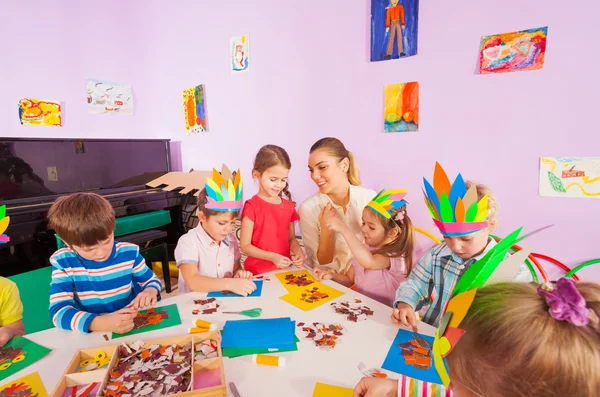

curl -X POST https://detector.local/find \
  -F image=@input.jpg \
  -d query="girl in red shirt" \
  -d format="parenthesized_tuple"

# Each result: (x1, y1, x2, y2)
(240, 145, 306, 275)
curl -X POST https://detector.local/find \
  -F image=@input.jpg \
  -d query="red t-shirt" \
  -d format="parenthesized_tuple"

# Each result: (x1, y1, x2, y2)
(241, 195, 300, 275)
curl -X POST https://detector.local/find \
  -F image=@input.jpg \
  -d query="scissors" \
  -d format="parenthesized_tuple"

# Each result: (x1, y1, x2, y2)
(222, 308, 262, 318)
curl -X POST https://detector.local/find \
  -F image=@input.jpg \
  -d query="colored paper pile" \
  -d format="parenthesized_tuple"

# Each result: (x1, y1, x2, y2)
(194, 340, 218, 361)
(331, 299, 374, 322)
(192, 298, 220, 315)
(221, 317, 297, 358)
(297, 322, 345, 350)
(399, 334, 432, 370)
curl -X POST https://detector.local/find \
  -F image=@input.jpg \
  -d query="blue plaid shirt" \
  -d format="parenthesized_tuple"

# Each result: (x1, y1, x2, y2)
(394, 238, 532, 327)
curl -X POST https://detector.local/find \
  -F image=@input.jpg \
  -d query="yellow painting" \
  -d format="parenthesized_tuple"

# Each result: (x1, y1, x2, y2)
(0, 372, 48, 397)
(312, 382, 353, 397)
(275, 270, 318, 293)
(18, 99, 62, 126)
(384, 82, 418, 133)
(280, 282, 344, 311)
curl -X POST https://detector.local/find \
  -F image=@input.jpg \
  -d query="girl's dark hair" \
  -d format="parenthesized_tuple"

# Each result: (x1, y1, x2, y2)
(370, 205, 415, 276)
(253, 145, 295, 205)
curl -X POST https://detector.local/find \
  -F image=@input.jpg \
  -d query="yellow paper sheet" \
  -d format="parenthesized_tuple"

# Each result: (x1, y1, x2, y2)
(275, 269, 318, 293)
(312, 382, 353, 397)
(280, 282, 344, 311)
(0, 372, 49, 397)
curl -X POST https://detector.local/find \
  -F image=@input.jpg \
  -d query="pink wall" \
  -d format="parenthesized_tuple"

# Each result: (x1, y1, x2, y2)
(1, 0, 597, 279)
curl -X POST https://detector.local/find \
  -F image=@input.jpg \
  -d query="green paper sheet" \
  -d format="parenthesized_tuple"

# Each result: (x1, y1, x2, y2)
(112, 303, 182, 339)
(221, 335, 299, 358)
(0, 336, 52, 381)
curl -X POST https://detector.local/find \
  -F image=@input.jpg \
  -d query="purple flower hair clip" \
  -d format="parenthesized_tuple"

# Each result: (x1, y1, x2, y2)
(538, 277, 596, 327)
(394, 210, 405, 222)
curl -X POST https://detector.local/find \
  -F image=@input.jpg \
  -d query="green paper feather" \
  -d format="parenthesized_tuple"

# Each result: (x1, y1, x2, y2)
(439, 192, 454, 223)
(464, 201, 479, 223)
(0, 205, 5, 219)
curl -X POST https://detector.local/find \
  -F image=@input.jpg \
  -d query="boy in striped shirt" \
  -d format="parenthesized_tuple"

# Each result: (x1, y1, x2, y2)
(48, 193, 161, 333)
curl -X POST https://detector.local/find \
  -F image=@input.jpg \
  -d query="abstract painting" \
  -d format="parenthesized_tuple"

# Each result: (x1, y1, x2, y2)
(0, 337, 52, 381)
(183, 85, 207, 134)
(384, 82, 419, 132)
(86, 79, 133, 115)
(479, 27, 548, 74)
(230, 35, 249, 72)
(539, 157, 600, 199)
(371, 0, 419, 62)
(0, 372, 48, 397)
(18, 99, 62, 126)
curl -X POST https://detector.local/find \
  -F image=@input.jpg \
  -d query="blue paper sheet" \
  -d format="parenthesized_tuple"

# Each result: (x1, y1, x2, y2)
(381, 329, 444, 384)
(221, 317, 296, 350)
(207, 280, 263, 298)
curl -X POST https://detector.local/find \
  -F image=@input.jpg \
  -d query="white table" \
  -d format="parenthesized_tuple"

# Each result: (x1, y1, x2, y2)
(3, 270, 435, 397)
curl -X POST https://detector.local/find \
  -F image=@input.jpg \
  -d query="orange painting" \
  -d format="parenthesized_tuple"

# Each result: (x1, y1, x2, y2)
(18, 98, 61, 126)
(384, 82, 418, 132)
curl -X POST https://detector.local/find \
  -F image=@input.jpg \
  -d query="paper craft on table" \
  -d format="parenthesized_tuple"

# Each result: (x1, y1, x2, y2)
(192, 297, 220, 315)
(331, 299, 374, 322)
(312, 382, 353, 397)
(539, 157, 600, 199)
(0, 372, 48, 397)
(280, 282, 344, 311)
(112, 304, 181, 339)
(183, 84, 207, 134)
(18, 98, 62, 126)
(0, 336, 52, 381)
(86, 79, 133, 115)
(275, 270, 317, 292)
(207, 280, 263, 298)
(297, 322, 345, 350)
(230, 35, 249, 72)
(61, 383, 99, 397)
(381, 329, 444, 385)
(221, 317, 296, 350)
(479, 27, 547, 74)
(75, 351, 111, 373)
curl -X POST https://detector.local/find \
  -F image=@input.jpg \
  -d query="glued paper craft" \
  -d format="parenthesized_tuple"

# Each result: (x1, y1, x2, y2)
(331, 299, 374, 322)
(0, 336, 52, 381)
(18, 98, 62, 126)
(86, 79, 133, 115)
(0, 205, 10, 244)
(61, 383, 99, 397)
(221, 318, 296, 350)
(367, 189, 408, 218)
(479, 27, 548, 74)
(0, 372, 48, 397)
(275, 270, 317, 292)
(280, 283, 344, 311)
(370, 0, 419, 62)
(230, 35, 249, 72)
(192, 297, 220, 315)
(539, 157, 600, 199)
(384, 83, 418, 132)
(112, 304, 181, 339)
(183, 84, 207, 134)
(312, 382, 353, 397)
(297, 322, 345, 350)
(146, 170, 212, 196)
(381, 329, 443, 384)
(207, 280, 262, 298)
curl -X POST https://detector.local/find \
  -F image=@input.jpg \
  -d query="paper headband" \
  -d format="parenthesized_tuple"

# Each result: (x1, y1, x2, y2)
(204, 165, 243, 212)
(366, 189, 408, 219)
(0, 205, 9, 243)
(423, 162, 489, 237)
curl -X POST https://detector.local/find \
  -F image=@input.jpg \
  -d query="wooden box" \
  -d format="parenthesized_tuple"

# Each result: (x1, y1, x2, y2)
(50, 332, 226, 397)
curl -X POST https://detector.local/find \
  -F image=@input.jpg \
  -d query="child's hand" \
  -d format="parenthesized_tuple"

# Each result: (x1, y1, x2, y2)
(319, 203, 338, 231)
(271, 253, 292, 268)
(227, 278, 257, 297)
(132, 288, 158, 310)
(0, 326, 25, 347)
(234, 269, 253, 279)
(325, 216, 345, 233)
(353, 377, 398, 397)
(290, 248, 306, 268)
(391, 303, 418, 332)
(91, 308, 138, 334)
(313, 268, 333, 281)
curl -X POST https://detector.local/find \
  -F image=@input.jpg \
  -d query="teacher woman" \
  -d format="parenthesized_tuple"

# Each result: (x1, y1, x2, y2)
(299, 138, 376, 274)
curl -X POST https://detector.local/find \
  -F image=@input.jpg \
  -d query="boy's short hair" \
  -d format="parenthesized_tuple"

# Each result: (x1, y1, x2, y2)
(48, 192, 115, 247)
(465, 181, 499, 232)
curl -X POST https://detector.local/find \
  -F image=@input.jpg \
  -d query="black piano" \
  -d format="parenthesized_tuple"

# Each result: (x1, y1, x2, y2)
(0, 138, 188, 290)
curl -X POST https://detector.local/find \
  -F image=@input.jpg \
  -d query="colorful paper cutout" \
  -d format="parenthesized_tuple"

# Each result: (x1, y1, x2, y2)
(0, 206, 10, 244)
(297, 322, 345, 350)
(0, 372, 48, 397)
(367, 189, 408, 219)
(370, 0, 420, 61)
(230, 35, 249, 72)
(207, 280, 262, 298)
(0, 336, 51, 381)
(384, 83, 419, 132)
(61, 383, 99, 397)
(111, 304, 181, 339)
(539, 157, 600, 199)
(194, 340, 218, 361)
(479, 27, 548, 74)
(86, 79, 133, 115)
(312, 382, 353, 397)
(192, 297, 220, 315)
(275, 270, 317, 292)
(331, 300, 374, 322)
(280, 283, 344, 311)
(18, 98, 62, 127)
(204, 165, 243, 212)
(183, 84, 207, 134)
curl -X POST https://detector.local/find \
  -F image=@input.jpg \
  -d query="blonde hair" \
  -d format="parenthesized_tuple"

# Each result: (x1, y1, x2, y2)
(370, 205, 415, 276)
(465, 180, 499, 231)
(447, 282, 600, 397)
(309, 137, 361, 186)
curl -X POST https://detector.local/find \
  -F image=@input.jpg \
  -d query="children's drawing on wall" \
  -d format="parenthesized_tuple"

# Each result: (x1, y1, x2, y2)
(183, 84, 207, 134)
(18, 98, 62, 127)
(539, 157, 600, 199)
(384, 82, 418, 132)
(86, 79, 133, 115)
(479, 27, 548, 74)
(230, 35, 249, 72)
(371, 0, 419, 62)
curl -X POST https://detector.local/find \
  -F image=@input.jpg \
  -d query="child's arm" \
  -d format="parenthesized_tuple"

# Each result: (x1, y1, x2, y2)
(240, 216, 291, 268)
(289, 223, 305, 267)
(130, 248, 161, 309)
(328, 217, 390, 270)
(313, 266, 355, 288)
(0, 280, 25, 346)
(179, 264, 256, 296)
(315, 203, 337, 265)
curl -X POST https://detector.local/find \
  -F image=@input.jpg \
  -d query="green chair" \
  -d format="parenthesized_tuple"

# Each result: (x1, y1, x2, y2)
(8, 267, 54, 334)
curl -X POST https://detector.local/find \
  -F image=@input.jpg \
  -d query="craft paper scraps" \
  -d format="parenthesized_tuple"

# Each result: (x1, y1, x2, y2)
(384, 82, 419, 133)
(76, 351, 111, 373)
(192, 298, 220, 315)
(230, 35, 249, 72)
(194, 340, 218, 361)
(0, 372, 48, 397)
(275, 270, 317, 292)
(312, 382, 353, 397)
(381, 329, 443, 384)
(183, 85, 207, 134)
(280, 283, 344, 311)
(539, 157, 600, 199)
(479, 27, 548, 74)
(0, 336, 52, 381)
(112, 304, 181, 339)
(207, 280, 263, 298)
(104, 340, 192, 397)
(297, 322, 345, 350)
(331, 299, 374, 322)
(357, 362, 396, 379)
(18, 98, 62, 126)
(61, 383, 99, 397)
(86, 79, 133, 115)
(370, 0, 420, 62)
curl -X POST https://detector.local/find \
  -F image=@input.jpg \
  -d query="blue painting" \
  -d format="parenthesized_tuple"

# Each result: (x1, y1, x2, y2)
(371, 0, 419, 62)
